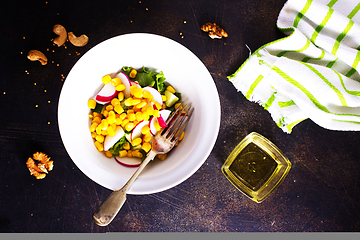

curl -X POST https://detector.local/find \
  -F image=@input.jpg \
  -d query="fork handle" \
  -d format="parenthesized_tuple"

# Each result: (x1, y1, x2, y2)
(93, 151, 157, 226)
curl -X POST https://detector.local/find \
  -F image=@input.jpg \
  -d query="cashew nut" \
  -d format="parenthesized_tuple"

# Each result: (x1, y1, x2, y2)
(53, 24, 67, 47)
(68, 32, 89, 47)
(27, 50, 48, 65)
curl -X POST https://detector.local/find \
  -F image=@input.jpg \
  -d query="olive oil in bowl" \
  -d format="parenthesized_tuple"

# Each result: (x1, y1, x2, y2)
(222, 132, 291, 203)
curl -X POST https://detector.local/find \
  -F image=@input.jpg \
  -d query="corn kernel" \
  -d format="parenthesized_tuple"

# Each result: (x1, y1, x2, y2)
(153, 110, 160, 118)
(155, 102, 162, 110)
(118, 92, 124, 101)
(135, 111, 144, 121)
(154, 121, 161, 131)
(130, 85, 137, 96)
(141, 125, 150, 135)
(129, 69, 137, 78)
(111, 98, 120, 106)
(94, 141, 104, 152)
(131, 137, 142, 146)
(127, 109, 134, 114)
(146, 106, 154, 116)
(124, 98, 132, 106)
(106, 105, 114, 111)
(175, 103, 182, 110)
(131, 98, 141, 106)
(127, 150, 133, 158)
(178, 131, 185, 141)
(92, 116, 102, 124)
(143, 133, 152, 142)
(101, 130, 108, 135)
(111, 77, 121, 86)
(162, 95, 167, 102)
(90, 123, 98, 132)
(107, 126, 115, 137)
(125, 122, 134, 132)
(121, 119, 129, 128)
(127, 113, 136, 122)
(157, 153, 167, 161)
(132, 150, 143, 158)
(136, 101, 147, 109)
(88, 99, 96, 109)
(102, 110, 109, 118)
(123, 142, 130, 150)
(93, 112, 102, 118)
(105, 151, 113, 158)
(116, 84, 126, 91)
(166, 85, 176, 93)
(95, 134, 104, 143)
(142, 142, 151, 152)
(119, 113, 127, 120)
(102, 75, 111, 84)
(91, 132, 97, 139)
(119, 150, 128, 157)
(142, 112, 150, 121)
(96, 126, 102, 135)
(133, 88, 143, 98)
(143, 90, 153, 99)
(100, 119, 108, 130)
(115, 118, 122, 125)
(114, 104, 124, 114)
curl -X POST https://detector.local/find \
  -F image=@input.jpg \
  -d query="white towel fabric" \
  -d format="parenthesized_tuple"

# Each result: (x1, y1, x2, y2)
(228, 0, 360, 133)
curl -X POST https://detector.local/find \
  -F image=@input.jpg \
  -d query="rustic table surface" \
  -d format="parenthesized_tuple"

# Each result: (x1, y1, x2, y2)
(1, 0, 360, 233)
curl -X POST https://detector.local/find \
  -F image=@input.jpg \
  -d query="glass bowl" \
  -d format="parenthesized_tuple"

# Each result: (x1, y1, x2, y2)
(222, 132, 291, 203)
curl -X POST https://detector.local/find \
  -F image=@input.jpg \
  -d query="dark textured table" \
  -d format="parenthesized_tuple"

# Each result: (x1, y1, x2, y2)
(1, 0, 360, 233)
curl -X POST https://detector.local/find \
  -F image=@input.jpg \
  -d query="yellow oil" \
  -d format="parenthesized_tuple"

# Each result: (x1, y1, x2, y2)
(229, 142, 277, 191)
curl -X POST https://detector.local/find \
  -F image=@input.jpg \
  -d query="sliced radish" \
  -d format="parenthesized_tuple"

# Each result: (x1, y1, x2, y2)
(103, 126, 125, 151)
(116, 72, 131, 98)
(149, 109, 172, 135)
(157, 115, 167, 128)
(157, 109, 171, 128)
(130, 120, 150, 141)
(130, 81, 140, 87)
(143, 86, 163, 106)
(114, 156, 142, 167)
(95, 84, 118, 102)
(95, 99, 111, 105)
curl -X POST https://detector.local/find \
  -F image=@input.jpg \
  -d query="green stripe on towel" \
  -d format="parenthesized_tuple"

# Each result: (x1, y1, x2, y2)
(310, 8, 334, 44)
(303, 62, 348, 106)
(246, 75, 264, 99)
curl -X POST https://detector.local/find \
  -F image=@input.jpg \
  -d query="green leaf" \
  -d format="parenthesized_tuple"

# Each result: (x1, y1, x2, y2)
(134, 66, 155, 87)
(155, 71, 166, 94)
(109, 136, 127, 156)
(122, 66, 132, 76)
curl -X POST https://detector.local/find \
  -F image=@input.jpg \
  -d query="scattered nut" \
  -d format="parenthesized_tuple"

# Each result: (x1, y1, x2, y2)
(26, 152, 54, 179)
(201, 22, 228, 39)
(68, 32, 89, 47)
(27, 50, 48, 65)
(53, 24, 67, 47)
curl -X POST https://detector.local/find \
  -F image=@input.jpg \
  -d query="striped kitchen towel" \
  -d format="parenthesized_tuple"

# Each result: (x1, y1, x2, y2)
(228, 0, 360, 133)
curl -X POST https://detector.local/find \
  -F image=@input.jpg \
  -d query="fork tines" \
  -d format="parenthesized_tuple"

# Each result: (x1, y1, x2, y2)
(162, 103, 194, 142)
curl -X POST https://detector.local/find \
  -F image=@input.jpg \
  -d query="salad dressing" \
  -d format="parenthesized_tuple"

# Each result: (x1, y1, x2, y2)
(221, 132, 291, 203)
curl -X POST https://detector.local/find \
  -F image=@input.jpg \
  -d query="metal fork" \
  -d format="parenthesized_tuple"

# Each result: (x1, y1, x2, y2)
(93, 103, 194, 226)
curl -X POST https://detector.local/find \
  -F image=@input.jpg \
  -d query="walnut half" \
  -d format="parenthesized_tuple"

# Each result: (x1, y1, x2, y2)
(201, 22, 228, 39)
(26, 152, 53, 179)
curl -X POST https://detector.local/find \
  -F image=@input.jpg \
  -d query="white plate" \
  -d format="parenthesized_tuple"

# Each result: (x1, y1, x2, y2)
(58, 33, 220, 194)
